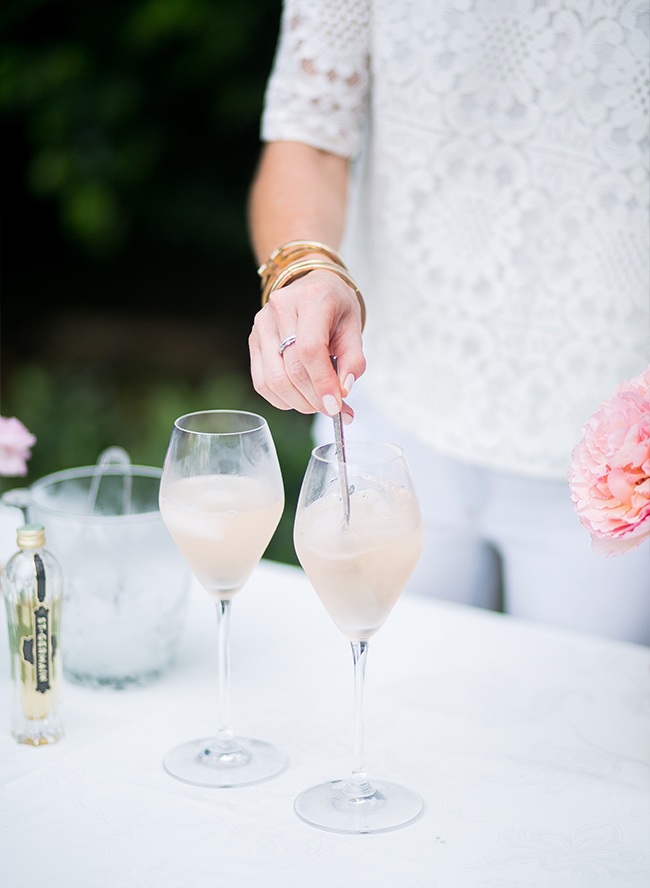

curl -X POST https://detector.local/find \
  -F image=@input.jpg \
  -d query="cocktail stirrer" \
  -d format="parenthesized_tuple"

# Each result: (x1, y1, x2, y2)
(330, 356, 351, 528)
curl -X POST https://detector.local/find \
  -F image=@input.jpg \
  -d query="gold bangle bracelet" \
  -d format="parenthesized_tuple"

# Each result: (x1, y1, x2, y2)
(258, 240, 346, 279)
(262, 259, 366, 332)
(258, 241, 347, 304)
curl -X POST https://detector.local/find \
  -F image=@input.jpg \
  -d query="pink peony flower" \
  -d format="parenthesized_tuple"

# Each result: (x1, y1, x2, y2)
(0, 416, 37, 477)
(568, 366, 650, 556)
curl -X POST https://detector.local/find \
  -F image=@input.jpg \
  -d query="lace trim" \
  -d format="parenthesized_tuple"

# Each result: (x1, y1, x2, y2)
(262, 0, 370, 156)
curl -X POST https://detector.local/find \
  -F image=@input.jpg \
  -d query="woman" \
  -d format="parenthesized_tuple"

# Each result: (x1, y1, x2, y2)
(248, 1, 649, 643)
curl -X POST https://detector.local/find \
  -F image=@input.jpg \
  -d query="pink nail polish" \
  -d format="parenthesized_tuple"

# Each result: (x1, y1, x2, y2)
(322, 394, 339, 416)
(342, 412, 353, 425)
(344, 374, 355, 396)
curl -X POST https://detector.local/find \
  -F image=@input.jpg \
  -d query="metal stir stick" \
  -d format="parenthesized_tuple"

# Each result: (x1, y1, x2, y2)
(330, 356, 351, 528)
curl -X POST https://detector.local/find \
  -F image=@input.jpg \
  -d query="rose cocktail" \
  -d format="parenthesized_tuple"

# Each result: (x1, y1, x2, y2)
(161, 474, 283, 598)
(294, 441, 423, 832)
(159, 410, 285, 786)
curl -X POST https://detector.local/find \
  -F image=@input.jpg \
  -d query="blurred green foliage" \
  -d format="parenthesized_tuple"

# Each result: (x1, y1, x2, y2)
(1, 364, 314, 566)
(0, 0, 280, 257)
(0, 0, 316, 565)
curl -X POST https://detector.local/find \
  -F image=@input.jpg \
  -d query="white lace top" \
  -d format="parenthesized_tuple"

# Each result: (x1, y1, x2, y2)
(262, 0, 650, 480)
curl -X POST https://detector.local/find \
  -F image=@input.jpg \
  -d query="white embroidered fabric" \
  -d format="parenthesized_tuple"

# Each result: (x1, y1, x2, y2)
(262, 0, 650, 479)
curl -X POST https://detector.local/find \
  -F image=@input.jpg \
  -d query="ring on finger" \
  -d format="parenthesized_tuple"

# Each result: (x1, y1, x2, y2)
(279, 335, 297, 356)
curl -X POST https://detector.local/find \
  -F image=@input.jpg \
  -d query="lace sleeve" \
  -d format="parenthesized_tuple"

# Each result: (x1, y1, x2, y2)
(261, 0, 371, 158)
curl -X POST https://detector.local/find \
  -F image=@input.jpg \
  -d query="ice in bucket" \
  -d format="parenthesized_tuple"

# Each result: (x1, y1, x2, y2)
(4, 448, 191, 687)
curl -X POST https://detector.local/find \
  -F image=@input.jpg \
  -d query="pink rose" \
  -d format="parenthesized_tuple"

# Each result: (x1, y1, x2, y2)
(568, 366, 650, 556)
(0, 416, 37, 477)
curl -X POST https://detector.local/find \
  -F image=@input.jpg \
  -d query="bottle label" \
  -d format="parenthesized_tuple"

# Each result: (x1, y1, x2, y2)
(35, 553, 46, 603)
(33, 554, 50, 692)
(20, 606, 52, 693)
(34, 606, 51, 692)
(19, 553, 53, 694)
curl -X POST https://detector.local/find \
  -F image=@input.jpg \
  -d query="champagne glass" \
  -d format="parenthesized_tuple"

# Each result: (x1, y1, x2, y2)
(159, 410, 286, 786)
(293, 441, 424, 832)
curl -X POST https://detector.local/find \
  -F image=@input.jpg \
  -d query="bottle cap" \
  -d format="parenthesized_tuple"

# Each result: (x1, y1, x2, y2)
(17, 524, 46, 549)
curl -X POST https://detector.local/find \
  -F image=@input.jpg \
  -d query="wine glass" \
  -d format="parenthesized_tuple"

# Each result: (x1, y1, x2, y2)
(293, 440, 424, 833)
(159, 410, 286, 786)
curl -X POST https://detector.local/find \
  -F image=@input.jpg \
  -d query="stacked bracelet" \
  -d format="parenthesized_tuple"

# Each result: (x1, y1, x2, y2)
(258, 242, 366, 331)
(258, 240, 347, 302)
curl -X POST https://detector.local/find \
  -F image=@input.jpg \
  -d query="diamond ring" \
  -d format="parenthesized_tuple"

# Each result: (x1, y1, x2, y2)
(279, 335, 297, 356)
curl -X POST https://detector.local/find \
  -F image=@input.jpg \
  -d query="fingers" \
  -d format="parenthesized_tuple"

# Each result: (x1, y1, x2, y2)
(249, 268, 365, 416)
(249, 325, 316, 413)
(329, 320, 367, 398)
(282, 335, 333, 412)
(249, 331, 291, 411)
(288, 273, 364, 411)
(250, 299, 323, 413)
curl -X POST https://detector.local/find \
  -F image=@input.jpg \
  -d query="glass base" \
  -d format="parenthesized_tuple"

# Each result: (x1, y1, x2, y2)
(294, 778, 424, 834)
(163, 736, 288, 787)
(13, 725, 64, 746)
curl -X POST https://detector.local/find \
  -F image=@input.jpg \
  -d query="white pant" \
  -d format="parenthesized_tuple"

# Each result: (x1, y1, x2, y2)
(313, 395, 650, 645)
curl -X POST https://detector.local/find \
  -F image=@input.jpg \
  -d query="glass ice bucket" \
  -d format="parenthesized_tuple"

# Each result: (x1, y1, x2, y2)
(5, 448, 191, 687)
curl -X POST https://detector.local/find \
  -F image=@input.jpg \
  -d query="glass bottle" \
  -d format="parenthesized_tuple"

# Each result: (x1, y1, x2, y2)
(1, 524, 64, 745)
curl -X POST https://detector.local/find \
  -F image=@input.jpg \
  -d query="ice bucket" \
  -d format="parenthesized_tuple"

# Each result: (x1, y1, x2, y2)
(4, 448, 191, 687)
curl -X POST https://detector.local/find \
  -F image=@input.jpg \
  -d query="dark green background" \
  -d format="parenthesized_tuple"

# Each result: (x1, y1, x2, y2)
(1, 0, 313, 564)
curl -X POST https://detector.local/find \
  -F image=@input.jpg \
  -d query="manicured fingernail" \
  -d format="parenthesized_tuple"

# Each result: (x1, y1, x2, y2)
(342, 412, 353, 425)
(344, 374, 355, 396)
(322, 394, 339, 416)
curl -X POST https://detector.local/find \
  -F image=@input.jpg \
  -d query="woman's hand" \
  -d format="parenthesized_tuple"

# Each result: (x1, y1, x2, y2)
(249, 267, 366, 422)
(248, 140, 363, 417)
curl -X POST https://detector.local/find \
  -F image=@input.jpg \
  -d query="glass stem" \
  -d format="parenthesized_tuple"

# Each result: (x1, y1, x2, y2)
(214, 598, 238, 754)
(345, 640, 374, 799)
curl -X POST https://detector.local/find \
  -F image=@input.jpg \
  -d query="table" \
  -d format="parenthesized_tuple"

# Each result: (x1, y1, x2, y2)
(1, 559, 649, 887)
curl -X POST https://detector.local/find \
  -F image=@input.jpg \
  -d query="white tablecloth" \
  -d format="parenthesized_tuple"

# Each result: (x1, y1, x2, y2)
(1, 560, 649, 887)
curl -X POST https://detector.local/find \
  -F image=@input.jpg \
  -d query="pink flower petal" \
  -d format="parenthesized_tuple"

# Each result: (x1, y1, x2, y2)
(0, 416, 37, 477)
(568, 364, 650, 557)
